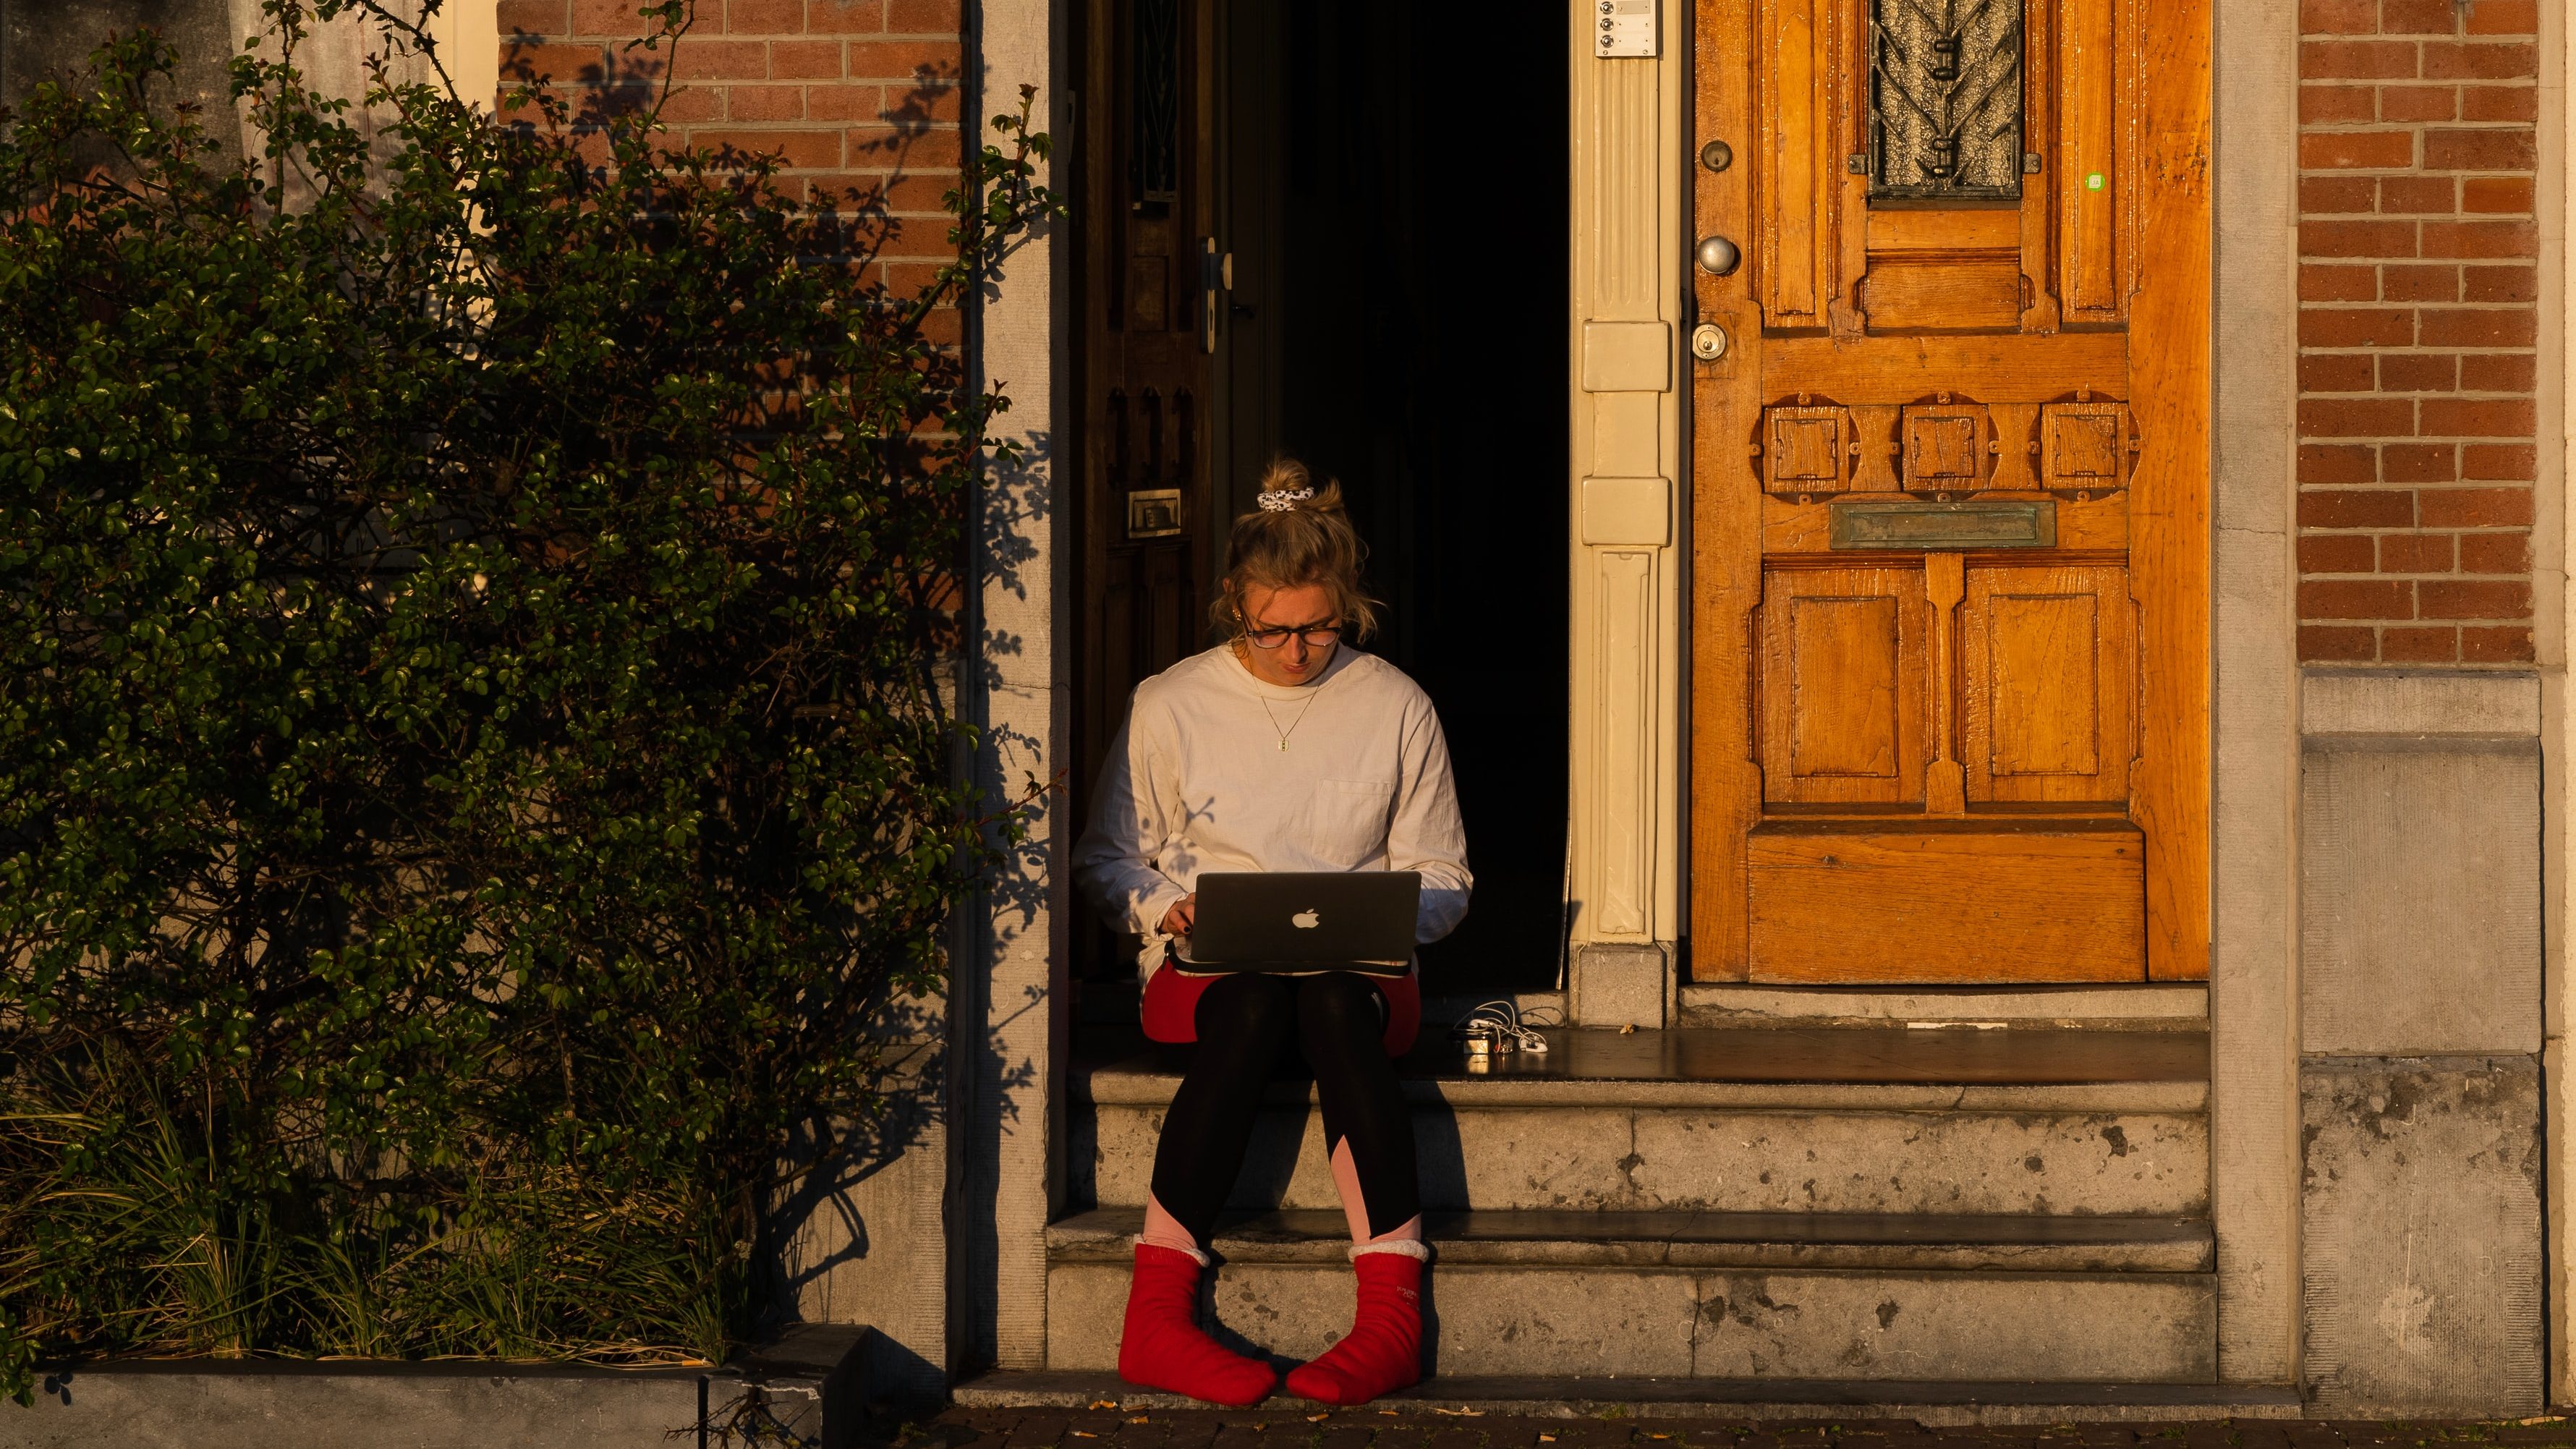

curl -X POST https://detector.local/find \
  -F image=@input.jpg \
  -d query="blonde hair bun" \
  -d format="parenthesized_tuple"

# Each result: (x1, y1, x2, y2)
(1215, 456, 1380, 642)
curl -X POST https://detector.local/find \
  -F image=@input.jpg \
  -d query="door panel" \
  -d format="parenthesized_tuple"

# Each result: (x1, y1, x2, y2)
(1690, 0, 2209, 984)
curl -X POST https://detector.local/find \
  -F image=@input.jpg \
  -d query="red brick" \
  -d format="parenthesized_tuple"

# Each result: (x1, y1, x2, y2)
(2302, 85, 2379, 123)
(2380, 626, 2460, 663)
(2303, 218, 2420, 258)
(725, 0, 806, 32)
(2301, 488, 2417, 527)
(2301, 397, 2417, 437)
(885, 0, 960, 27)
(567, 0, 647, 33)
(2302, 130, 2415, 169)
(2418, 579, 2529, 618)
(2464, 264, 2538, 301)
(2301, 534, 2380, 572)
(2461, 176, 2533, 213)
(2466, 0, 2539, 34)
(2422, 127, 2536, 170)
(654, 86, 720, 121)
(2382, 442, 2460, 481)
(501, 40, 612, 82)
(2303, 174, 2380, 213)
(2376, 352, 2457, 392)
(2301, 444, 2381, 484)
(2302, 263, 2379, 301)
(2462, 86, 2539, 122)
(2302, 354, 2379, 392)
(2420, 307, 2535, 348)
(2304, 40, 2420, 78)
(846, 125, 962, 168)
(2300, 307, 2415, 347)
(2377, 83, 2460, 120)
(2462, 626, 2536, 662)
(770, 38, 849, 77)
(2381, 263, 2461, 302)
(669, 39, 772, 79)
(689, 127, 843, 166)
(2420, 397, 2533, 435)
(2303, 579, 2416, 619)
(2380, 0, 2461, 32)
(2421, 41, 2538, 78)
(726, 85, 807, 119)
(2462, 443, 2537, 479)
(2459, 532, 2531, 574)
(2460, 352, 2535, 392)
(2300, 0, 2377, 30)
(498, 0, 569, 33)
(2300, 625, 2382, 661)
(2378, 175, 2457, 213)
(2421, 219, 2537, 258)
(807, 0, 888, 31)
(2418, 485, 2532, 525)
(2378, 532, 2456, 571)
(846, 38, 963, 80)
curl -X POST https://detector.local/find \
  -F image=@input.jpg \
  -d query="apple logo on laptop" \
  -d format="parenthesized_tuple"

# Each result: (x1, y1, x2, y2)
(1292, 909, 1320, 929)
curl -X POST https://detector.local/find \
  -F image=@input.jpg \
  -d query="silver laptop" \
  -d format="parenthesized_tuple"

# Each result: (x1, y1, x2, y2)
(1170, 871, 1419, 977)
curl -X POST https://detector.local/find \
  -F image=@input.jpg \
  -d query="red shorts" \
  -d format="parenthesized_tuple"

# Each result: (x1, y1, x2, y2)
(1140, 964, 1421, 1057)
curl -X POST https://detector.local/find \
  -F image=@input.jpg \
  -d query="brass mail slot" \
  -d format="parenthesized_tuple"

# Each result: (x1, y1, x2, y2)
(1827, 499, 2057, 551)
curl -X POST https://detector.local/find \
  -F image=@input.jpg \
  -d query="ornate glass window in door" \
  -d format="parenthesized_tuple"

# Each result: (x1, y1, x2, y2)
(1127, 0, 1180, 214)
(1867, 0, 2024, 203)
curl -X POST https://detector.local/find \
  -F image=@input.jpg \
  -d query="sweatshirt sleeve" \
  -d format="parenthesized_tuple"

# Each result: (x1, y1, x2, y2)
(1388, 694, 1474, 944)
(1071, 694, 1191, 942)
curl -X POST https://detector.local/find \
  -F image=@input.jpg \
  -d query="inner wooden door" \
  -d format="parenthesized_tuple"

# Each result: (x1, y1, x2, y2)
(1074, 0, 1222, 974)
(1688, 0, 2209, 983)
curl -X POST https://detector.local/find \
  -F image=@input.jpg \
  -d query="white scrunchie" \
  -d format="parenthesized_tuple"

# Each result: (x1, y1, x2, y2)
(1257, 488, 1314, 512)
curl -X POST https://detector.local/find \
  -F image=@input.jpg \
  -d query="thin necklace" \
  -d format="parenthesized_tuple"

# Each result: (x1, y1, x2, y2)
(1259, 690, 1317, 751)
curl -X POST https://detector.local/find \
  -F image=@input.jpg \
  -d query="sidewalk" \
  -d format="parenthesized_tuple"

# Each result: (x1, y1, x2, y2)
(902, 1407, 2576, 1449)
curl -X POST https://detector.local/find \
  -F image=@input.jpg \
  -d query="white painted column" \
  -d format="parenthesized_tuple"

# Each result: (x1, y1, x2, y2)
(1565, 2, 1686, 1027)
(964, 0, 1066, 1375)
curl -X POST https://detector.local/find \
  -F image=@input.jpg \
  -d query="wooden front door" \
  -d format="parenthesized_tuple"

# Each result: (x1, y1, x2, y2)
(1688, 0, 2209, 984)
(1076, 0, 1221, 913)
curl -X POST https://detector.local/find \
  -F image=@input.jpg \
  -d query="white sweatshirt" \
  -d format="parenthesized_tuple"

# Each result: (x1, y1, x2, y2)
(1072, 643, 1474, 979)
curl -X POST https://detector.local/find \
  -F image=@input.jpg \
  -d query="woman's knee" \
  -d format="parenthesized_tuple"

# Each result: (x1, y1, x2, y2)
(1194, 971, 1296, 1049)
(1296, 973, 1388, 1050)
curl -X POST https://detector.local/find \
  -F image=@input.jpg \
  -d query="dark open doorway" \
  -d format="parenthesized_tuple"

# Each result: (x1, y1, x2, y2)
(1073, 0, 1569, 996)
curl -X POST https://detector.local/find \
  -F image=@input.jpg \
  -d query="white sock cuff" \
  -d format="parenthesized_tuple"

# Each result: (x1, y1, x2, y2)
(1350, 1238, 1430, 1263)
(1135, 1234, 1210, 1268)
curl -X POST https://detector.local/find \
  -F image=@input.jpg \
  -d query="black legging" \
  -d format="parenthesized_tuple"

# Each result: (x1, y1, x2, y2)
(1148, 972, 1421, 1246)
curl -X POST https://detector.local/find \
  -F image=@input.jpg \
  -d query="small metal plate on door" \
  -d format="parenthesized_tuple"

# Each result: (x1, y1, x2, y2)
(1126, 488, 1186, 540)
(1828, 499, 2056, 551)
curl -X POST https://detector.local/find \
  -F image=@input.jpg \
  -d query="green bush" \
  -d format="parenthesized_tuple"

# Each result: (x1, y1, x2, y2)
(0, 0, 1051, 1396)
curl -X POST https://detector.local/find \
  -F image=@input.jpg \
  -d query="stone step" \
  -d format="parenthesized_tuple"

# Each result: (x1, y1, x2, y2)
(951, 1370, 2304, 1426)
(1043, 1207, 2216, 1383)
(1072, 1027, 2209, 1216)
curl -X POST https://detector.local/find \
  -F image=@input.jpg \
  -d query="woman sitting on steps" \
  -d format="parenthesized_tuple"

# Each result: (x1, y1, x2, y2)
(1073, 459, 1474, 1407)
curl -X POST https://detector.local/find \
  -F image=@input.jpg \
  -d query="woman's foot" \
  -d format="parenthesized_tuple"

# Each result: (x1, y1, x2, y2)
(1118, 1242, 1277, 1406)
(1285, 1244, 1424, 1406)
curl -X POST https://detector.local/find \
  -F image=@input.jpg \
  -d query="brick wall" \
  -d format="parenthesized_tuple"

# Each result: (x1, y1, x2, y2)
(2297, 0, 2539, 666)
(493, 0, 962, 291)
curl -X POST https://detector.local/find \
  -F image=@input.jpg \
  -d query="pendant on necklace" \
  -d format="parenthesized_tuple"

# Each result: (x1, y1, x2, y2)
(1278, 739, 1289, 751)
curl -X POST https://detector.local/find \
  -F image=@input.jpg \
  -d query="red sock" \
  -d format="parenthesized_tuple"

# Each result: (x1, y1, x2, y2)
(1285, 1248, 1424, 1406)
(1118, 1243, 1277, 1406)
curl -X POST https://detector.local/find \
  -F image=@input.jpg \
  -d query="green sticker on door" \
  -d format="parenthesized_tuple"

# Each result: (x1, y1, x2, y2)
(2086, 171, 2106, 190)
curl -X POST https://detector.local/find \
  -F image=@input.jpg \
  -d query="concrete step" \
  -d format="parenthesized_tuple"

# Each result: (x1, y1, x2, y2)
(1072, 1027, 2209, 1217)
(950, 1370, 2304, 1425)
(1042, 1207, 2216, 1383)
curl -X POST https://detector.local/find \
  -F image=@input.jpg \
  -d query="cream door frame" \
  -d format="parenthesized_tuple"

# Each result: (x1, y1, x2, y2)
(1565, 3, 1687, 1024)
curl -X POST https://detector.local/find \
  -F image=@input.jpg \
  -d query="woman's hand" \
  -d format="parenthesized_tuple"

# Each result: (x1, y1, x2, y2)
(1160, 894, 1196, 936)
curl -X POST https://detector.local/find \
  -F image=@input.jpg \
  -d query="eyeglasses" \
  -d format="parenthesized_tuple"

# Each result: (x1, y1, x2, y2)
(1243, 621, 1342, 650)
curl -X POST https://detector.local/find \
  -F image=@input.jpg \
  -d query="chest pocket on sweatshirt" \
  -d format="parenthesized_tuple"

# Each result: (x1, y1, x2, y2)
(1302, 777, 1397, 864)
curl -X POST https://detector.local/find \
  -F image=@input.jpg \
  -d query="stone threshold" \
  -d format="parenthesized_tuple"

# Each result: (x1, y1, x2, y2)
(1679, 983, 2209, 1031)
(1076, 1025, 2210, 1113)
(948, 1371, 2306, 1425)
(1047, 1207, 2214, 1272)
